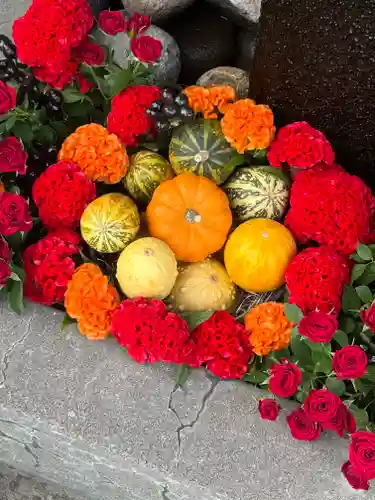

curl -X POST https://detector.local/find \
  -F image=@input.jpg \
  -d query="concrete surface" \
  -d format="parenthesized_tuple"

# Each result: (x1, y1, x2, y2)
(1, 302, 374, 499)
(0, 0, 31, 39)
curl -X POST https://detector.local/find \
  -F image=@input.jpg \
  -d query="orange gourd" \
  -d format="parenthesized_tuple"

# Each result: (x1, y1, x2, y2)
(146, 173, 232, 262)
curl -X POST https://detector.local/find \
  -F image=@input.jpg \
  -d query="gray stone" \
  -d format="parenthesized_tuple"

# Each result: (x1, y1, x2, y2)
(236, 24, 259, 72)
(0, 0, 31, 39)
(206, 0, 262, 24)
(1, 302, 374, 500)
(93, 20, 181, 85)
(120, 0, 196, 22)
(196, 66, 250, 99)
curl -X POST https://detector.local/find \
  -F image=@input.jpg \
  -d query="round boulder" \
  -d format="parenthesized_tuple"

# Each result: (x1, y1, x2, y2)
(120, 0, 196, 22)
(206, 0, 262, 24)
(92, 21, 181, 85)
(196, 67, 250, 99)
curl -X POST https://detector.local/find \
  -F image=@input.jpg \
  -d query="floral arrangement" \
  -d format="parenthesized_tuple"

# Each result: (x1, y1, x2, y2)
(1, 0, 375, 492)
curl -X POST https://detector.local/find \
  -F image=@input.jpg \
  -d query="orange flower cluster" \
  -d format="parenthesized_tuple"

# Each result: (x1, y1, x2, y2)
(183, 85, 236, 119)
(64, 263, 120, 340)
(58, 123, 128, 184)
(244, 302, 293, 356)
(0, 183, 4, 193)
(221, 98, 275, 153)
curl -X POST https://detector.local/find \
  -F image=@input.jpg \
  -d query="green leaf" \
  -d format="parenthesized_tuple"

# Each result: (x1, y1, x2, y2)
(6, 232, 23, 252)
(333, 329, 349, 347)
(357, 271, 375, 286)
(63, 100, 93, 119)
(8, 280, 24, 314)
(284, 303, 303, 324)
(355, 285, 373, 304)
(342, 285, 361, 313)
(357, 243, 373, 262)
(325, 378, 346, 396)
(12, 121, 33, 145)
(290, 327, 312, 363)
(350, 253, 366, 263)
(347, 403, 369, 429)
(243, 370, 269, 384)
(174, 364, 192, 389)
(61, 87, 84, 104)
(310, 343, 332, 374)
(10, 264, 25, 281)
(339, 316, 356, 334)
(251, 148, 268, 164)
(180, 310, 215, 331)
(351, 264, 367, 284)
(61, 314, 76, 332)
(363, 365, 375, 382)
(34, 125, 56, 145)
(106, 67, 133, 97)
(5, 115, 16, 131)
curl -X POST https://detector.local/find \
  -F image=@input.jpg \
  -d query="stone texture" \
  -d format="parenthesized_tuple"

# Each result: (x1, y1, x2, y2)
(206, 0, 262, 24)
(196, 66, 250, 99)
(235, 24, 259, 72)
(1, 302, 374, 499)
(0, 0, 31, 39)
(162, 1, 236, 85)
(250, 0, 375, 190)
(93, 20, 181, 85)
(120, 0, 196, 22)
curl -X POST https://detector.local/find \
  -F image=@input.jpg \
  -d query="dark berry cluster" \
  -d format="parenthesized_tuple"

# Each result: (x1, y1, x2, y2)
(0, 35, 62, 117)
(18, 142, 58, 197)
(146, 87, 194, 135)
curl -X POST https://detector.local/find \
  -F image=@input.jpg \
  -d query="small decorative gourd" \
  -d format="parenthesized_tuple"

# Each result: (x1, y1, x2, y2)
(146, 173, 232, 262)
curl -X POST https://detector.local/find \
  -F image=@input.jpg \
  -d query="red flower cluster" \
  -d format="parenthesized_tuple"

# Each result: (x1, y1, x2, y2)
(32, 161, 96, 230)
(287, 390, 356, 441)
(107, 85, 161, 147)
(0, 192, 32, 236)
(285, 246, 350, 315)
(187, 311, 253, 379)
(23, 229, 80, 305)
(12, 0, 97, 89)
(267, 121, 335, 169)
(0, 137, 28, 175)
(0, 236, 11, 286)
(332, 346, 368, 380)
(298, 311, 338, 343)
(98, 11, 151, 37)
(111, 297, 192, 364)
(285, 164, 375, 256)
(269, 359, 302, 398)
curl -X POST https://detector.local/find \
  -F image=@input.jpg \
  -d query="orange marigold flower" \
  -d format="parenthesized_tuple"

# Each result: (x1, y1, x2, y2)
(58, 123, 128, 184)
(244, 302, 293, 356)
(0, 183, 4, 193)
(221, 98, 276, 153)
(183, 85, 235, 120)
(64, 263, 120, 340)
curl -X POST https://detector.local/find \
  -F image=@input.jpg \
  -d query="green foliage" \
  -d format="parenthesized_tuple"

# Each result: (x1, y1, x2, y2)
(355, 285, 373, 304)
(290, 327, 312, 365)
(174, 364, 192, 389)
(347, 403, 369, 429)
(61, 314, 76, 332)
(284, 303, 303, 324)
(180, 310, 215, 331)
(325, 378, 346, 396)
(341, 285, 361, 313)
(333, 329, 349, 347)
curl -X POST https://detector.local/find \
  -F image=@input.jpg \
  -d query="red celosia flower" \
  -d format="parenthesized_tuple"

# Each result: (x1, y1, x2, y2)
(285, 164, 375, 256)
(111, 297, 192, 364)
(268, 121, 335, 169)
(33, 60, 79, 90)
(32, 161, 96, 230)
(13, 0, 93, 89)
(187, 311, 253, 379)
(73, 38, 105, 66)
(107, 85, 161, 147)
(285, 246, 350, 315)
(23, 229, 80, 305)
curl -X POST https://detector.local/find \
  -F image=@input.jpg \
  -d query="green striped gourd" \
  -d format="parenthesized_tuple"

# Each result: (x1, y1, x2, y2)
(223, 166, 289, 221)
(124, 151, 174, 205)
(169, 119, 244, 185)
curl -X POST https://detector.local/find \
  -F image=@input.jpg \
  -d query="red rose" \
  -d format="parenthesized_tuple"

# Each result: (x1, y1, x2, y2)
(269, 359, 302, 398)
(130, 35, 162, 64)
(341, 461, 369, 491)
(0, 137, 28, 175)
(299, 311, 338, 343)
(349, 431, 375, 481)
(258, 399, 281, 421)
(0, 236, 10, 261)
(322, 403, 356, 437)
(287, 408, 322, 441)
(304, 389, 342, 422)
(128, 13, 151, 36)
(0, 81, 16, 116)
(332, 346, 368, 380)
(0, 192, 32, 236)
(98, 10, 126, 35)
(73, 39, 105, 66)
(0, 258, 11, 286)
(360, 301, 375, 333)
(76, 73, 95, 93)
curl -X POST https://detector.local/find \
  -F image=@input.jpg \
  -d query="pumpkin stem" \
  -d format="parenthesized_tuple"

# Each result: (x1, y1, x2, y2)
(185, 208, 202, 224)
(194, 151, 209, 163)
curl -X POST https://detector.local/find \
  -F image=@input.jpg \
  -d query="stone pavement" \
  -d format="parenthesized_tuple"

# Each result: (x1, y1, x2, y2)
(0, 0, 31, 39)
(1, 302, 373, 500)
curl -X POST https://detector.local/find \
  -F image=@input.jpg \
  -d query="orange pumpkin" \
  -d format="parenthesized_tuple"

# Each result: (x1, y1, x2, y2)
(146, 173, 232, 262)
